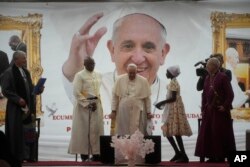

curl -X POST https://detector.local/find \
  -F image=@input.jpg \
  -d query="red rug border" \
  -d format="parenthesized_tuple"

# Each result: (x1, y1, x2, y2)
(22, 161, 230, 167)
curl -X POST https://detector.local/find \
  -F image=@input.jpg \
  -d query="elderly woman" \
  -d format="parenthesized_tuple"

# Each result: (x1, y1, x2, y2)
(155, 65, 192, 163)
(195, 58, 236, 163)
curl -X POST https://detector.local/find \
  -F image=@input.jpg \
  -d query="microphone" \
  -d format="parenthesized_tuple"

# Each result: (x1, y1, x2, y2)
(87, 96, 98, 100)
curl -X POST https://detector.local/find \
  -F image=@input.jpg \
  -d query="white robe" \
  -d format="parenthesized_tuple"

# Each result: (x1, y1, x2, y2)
(111, 74, 151, 136)
(68, 69, 104, 155)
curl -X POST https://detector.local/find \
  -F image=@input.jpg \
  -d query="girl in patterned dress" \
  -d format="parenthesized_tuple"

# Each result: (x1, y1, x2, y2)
(155, 65, 192, 163)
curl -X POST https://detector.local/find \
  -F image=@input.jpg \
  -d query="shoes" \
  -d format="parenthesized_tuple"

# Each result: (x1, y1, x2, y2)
(81, 154, 89, 162)
(175, 154, 189, 163)
(91, 154, 100, 161)
(170, 153, 182, 162)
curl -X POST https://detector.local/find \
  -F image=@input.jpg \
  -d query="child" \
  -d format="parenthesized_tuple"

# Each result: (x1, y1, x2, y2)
(155, 65, 192, 163)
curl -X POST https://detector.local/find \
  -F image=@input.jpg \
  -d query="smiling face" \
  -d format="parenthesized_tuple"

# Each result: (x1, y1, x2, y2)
(107, 14, 170, 84)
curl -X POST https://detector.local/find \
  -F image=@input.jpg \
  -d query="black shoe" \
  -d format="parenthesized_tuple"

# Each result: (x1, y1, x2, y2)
(81, 154, 89, 161)
(170, 153, 181, 162)
(175, 154, 189, 163)
(91, 154, 100, 161)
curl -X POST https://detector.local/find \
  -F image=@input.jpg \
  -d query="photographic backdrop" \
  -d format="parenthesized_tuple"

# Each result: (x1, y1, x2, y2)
(0, 1, 250, 161)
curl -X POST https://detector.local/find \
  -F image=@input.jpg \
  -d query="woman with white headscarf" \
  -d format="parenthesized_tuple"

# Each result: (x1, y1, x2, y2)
(155, 65, 192, 163)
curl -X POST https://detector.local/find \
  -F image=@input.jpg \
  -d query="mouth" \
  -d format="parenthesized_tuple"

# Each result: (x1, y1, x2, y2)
(137, 67, 148, 73)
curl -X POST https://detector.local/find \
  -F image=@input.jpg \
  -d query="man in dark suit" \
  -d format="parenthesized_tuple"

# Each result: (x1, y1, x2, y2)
(1, 51, 43, 163)
(9, 35, 27, 66)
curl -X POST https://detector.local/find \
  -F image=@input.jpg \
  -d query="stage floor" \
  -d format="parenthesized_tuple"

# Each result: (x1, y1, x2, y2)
(22, 161, 230, 167)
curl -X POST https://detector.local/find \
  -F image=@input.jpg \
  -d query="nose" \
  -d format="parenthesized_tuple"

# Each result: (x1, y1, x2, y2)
(131, 49, 146, 64)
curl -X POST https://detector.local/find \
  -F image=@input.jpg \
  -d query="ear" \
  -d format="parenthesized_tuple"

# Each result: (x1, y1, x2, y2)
(107, 40, 115, 62)
(160, 43, 170, 65)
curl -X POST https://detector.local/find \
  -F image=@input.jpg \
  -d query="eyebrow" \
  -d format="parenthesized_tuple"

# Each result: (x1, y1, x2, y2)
(120, 40, 156, 48)
(120, 40, 133, 45)
(142, 42, 156, 49)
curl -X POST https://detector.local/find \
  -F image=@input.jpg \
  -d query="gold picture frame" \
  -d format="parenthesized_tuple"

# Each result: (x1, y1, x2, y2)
(211, 12, 250, 54)
(211, 12, 250, 121)
(0, 14, 43, 122)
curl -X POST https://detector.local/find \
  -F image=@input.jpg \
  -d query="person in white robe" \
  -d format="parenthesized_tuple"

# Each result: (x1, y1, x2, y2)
(109, 64, 152, 136)
(68, 57, 104, 162)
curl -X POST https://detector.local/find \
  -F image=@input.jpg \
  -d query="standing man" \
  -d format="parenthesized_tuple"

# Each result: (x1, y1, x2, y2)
(109, 63, 152, 136)
(68, 57, 104, 162)
(9, 35, 27, 66)
(195, 58, 236, 163)
(1, 51, 41, 163)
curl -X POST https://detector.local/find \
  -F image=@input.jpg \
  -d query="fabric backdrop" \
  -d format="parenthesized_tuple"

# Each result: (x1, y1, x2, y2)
(0, 1, 250, 161)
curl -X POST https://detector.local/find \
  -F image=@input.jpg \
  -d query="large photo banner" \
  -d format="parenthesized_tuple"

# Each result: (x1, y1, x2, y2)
(0, 1, 250, 161)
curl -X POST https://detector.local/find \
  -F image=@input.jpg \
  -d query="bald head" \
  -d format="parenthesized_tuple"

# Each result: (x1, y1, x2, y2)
(210, 53, 224, 66)
(9, 35, 21, 43)
(84, 57, 95, 72)
(127, 63, 137, 80)
(9, 35, 22, 51)
(13, 51, 27, 67)
(206, 57, 220, 75)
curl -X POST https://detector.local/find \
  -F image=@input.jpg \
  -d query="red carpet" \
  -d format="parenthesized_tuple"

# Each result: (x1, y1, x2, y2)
(22, 161, 230, 167)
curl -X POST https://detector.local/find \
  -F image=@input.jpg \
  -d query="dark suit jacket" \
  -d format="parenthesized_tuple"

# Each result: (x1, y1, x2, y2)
(0, 50, 10, 84)
(0, 50, 9, 76)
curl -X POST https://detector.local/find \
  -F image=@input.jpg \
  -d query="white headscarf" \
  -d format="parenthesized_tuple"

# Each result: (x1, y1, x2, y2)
(167, 65, 180, 77)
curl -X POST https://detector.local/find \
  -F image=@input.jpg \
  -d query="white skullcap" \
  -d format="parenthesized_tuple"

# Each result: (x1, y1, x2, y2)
(106, 6, 167, 42)
(167, 65, 180, 77)
(111, 6, 166, 31)
(127, 63, 137, 70)
(225, 47, 239, 58)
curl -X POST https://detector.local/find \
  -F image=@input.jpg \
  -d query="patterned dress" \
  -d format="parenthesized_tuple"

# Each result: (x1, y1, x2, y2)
(161, 78, 192, 137)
